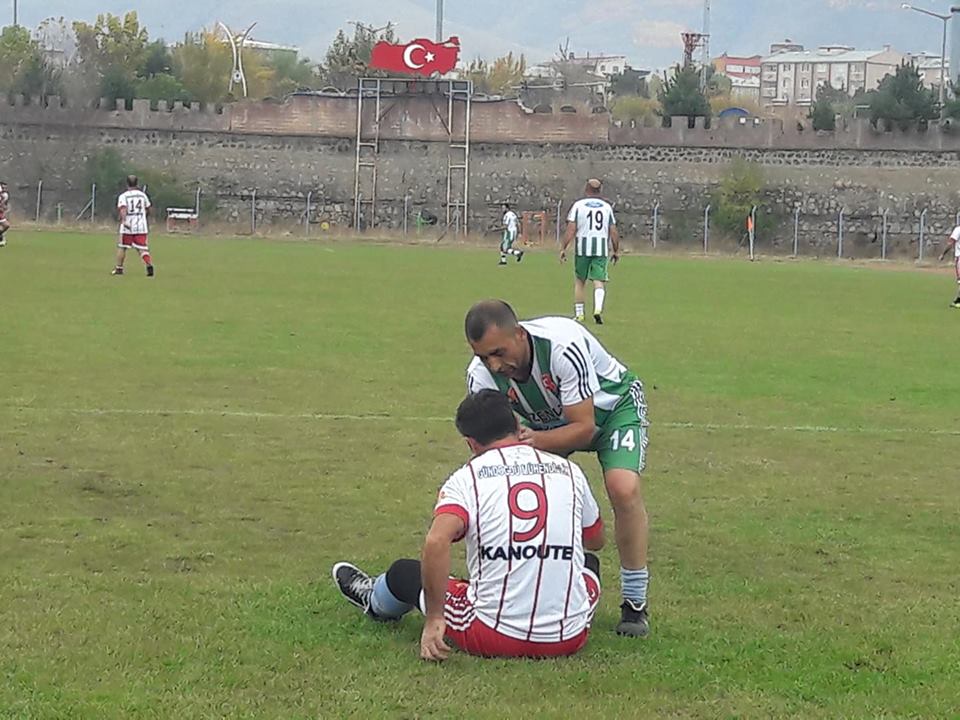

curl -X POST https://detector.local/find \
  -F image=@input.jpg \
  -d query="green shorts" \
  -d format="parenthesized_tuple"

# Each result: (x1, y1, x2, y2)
(501, 230, 518, 252)
(575, 255, 609, 282)
(590, 382, 649, 474)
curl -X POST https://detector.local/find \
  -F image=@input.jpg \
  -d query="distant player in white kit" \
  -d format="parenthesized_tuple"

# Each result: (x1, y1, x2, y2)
(939, 224, 960, 308)
(0, 181, 11, 247)
(560, 179, 620, 324)
(498, 203, 524, 266)
(332, 390, 604, 660)
(113, 175, 154, 277)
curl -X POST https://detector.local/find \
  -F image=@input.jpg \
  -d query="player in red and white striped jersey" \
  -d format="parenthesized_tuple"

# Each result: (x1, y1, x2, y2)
(332, 389, 605, 661)
(112, 175, 155, 277)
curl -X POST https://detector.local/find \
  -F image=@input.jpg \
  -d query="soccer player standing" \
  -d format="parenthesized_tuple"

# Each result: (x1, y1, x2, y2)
(499, 203, 524, 266)
(560, 179, 620, 324)
(0, 181, 11, 247)
(939, 224, 960, 308)
(464, 300, 651, 637)
(113, 175, 154, 277)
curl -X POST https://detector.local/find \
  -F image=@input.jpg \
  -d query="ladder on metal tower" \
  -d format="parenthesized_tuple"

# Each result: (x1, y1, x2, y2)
(445, 80, 472, 235)
(354, 77, 383, 231)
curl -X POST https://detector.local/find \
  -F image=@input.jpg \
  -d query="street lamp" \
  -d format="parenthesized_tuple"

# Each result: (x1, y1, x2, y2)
(901, 3, 950, 115)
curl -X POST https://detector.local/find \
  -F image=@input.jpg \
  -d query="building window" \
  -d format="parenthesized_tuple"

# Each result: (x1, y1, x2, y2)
(612, 66, 619, 73)
(816, 63, 828, 73)
(801, 63, 811, 72)
(801, 78, 810, 88)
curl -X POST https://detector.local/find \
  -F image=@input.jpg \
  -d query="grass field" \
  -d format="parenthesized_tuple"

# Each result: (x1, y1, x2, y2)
(2, 230, 959, 719)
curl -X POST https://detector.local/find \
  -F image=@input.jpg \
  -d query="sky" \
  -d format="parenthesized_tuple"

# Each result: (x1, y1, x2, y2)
(10, 0, 959, 69)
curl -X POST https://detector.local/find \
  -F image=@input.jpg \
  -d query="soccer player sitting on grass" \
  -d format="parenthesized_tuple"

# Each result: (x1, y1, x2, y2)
(332, 390, 604, 661)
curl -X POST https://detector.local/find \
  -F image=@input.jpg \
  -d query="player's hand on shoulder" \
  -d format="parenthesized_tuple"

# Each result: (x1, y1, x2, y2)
(420, 617, 450, 661)
(517, 426, 537, 447)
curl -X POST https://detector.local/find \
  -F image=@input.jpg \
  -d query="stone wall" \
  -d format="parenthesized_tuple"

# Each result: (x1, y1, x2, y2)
(2, 93, 960, 256)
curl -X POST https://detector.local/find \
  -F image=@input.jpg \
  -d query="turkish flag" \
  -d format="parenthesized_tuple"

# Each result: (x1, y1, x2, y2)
(370, 37, 461, 77)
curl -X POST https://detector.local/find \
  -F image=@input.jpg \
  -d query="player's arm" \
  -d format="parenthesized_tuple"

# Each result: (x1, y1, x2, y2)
(420, 512, 465, 662)
(118, 204, 129, 230)
(560, 205, 577, 260)
(610, 224, 621, 263)
(523, 396, 597, 454)
(940, 236, 956, 262)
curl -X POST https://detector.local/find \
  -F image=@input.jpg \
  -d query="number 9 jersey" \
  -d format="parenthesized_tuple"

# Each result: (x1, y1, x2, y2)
(434, 443, 603, 644)
(567, 197, 616, 257)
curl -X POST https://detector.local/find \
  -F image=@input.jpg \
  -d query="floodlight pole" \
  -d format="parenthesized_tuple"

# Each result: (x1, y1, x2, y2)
(901, 5, 950, 117)
(13, 0, 18, 26)
(436, 0, 444, 41)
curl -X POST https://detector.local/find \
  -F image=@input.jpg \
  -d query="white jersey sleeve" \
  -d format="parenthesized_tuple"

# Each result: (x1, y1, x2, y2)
(550, 334, 601, 407)
(951, 226, 960, 242)
(466, 356, 499, 395)
(434, 467, 473, 541)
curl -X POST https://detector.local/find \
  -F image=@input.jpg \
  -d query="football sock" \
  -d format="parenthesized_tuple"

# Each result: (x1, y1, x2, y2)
(621, 566, 649, 605)
(510, 248, 522, 256)
(499, 252, 507, 262)
(141, 252, 152, 266)
(594, 288, 606, 315)
(575, 302, 585, 318)
(370, 572, 415, 619)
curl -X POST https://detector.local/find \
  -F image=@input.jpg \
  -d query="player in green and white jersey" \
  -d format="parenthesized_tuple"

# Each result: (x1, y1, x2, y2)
(464, 299, 651, 637)
(560, 179, 620, 325)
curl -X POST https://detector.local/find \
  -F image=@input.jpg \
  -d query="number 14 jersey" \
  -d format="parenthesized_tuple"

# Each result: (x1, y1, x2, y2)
(434, 443, 603, 643)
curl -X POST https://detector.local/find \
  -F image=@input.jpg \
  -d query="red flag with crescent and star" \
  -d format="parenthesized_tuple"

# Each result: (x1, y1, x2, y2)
(370, 36, 461, 76)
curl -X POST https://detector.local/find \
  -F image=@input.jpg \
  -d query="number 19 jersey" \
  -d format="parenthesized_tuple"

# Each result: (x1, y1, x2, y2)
(434, 443, 603, 643)
(567, 198, 616, 257)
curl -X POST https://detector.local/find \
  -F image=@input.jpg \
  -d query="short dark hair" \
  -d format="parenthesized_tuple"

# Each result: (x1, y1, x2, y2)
(502, 203, 511, 209)
(465, 300, 518, 342)
(127, 175, 139, 188)
(456, 390, 517, 445)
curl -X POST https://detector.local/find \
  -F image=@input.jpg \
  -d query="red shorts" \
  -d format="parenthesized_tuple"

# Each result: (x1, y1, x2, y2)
(119, 233, 148, 249)
(431, 572, 601, 659)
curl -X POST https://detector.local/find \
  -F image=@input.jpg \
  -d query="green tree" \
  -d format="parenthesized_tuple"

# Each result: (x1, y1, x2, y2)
(867, 62, 937, 130)
(267, 52, 318, 96)
(72, 12, 150, 103)
(809, 84, 837, 131)
(12, 53, 64, 98)
(321, 24, 396, 89)
(714, 158, 764, 235)
(172, 31, 273, 103)
(459, 53, 525, 95)
(659, 65, 710, 118)
(141, 40, 174, 78)
(0, 26, 54, 97)
(136, 73, 192, 104)
(611, 95, 661, 125)
(609, 69, 649, 98)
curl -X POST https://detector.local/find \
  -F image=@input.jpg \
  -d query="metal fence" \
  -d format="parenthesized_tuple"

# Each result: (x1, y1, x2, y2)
(15, 178, 960, 262)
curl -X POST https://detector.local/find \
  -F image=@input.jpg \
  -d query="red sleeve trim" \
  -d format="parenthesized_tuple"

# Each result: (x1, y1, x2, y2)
(582, 518, 604, 545)
(435, 504, 469, 542)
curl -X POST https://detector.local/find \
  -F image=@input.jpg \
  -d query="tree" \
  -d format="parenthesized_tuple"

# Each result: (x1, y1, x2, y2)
(612, 96, 661, 125)
(172, 31, 273, 103)
(141, 40, 173, 78)
(867, 62, 937, 130)
(609, 69, 649, 98)
(0, 25, 62, 99)
(714, 158, 765, 235)
(72, 12, 150, 104)
(321, 23, 396, 89)
(459, 53, 525, 95)
(809, 84, 837, 131)
(267, 51, 319, 96)
(659, 65, 710, 118)
(137, 73, 192, 104)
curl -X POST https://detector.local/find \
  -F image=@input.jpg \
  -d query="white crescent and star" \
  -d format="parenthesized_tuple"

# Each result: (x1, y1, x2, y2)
(403, 43, 436, 69)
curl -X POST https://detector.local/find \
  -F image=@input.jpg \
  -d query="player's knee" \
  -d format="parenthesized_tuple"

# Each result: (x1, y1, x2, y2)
(604, 470, 641, 509)
(385, 558, 422, 606)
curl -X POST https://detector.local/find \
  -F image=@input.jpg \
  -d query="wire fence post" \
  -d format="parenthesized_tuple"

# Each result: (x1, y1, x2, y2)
(195, 185, 202, 213)
(91, 183, 96, 224)
(402, 194, 410, 235)
(838, 207, 845, 259)
(793, 205, 800, 256)
(305, 191, 313, 237)
(56, 203, 62, 225)
(748, 205, 757, 261)
(250, 189, 257, 235)
(881, 209, 889, 260)
(652, 201, 660, 249)
(34, 180, 42, 222)
(703, 204, 711, 254)
(918, 208, 928, 262)
(355, 193, 362, 233)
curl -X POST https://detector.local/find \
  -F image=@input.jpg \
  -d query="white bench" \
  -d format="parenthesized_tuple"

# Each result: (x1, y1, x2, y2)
(166, 207, 199, 232)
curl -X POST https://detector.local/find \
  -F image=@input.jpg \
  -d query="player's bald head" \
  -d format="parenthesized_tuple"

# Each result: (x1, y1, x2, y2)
(127, 175, 139, 188)
(465, 300, 519, 343)
(585, 178, 603, 196)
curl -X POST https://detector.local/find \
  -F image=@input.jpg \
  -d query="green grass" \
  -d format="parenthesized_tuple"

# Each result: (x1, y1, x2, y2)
(2, 230, 959, 719)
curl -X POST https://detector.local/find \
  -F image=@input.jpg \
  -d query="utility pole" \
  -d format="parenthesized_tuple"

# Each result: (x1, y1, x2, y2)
(436, 0, 444, 41)
(901, 4, 951, 118)
(13, 0, 18, 26)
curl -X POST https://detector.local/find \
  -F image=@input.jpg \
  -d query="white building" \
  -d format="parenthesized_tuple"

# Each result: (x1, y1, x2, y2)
(760, 45, 905, 109)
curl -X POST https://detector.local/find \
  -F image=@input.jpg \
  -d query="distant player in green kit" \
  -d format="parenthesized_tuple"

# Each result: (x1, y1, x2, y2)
(465, 299, 651, 637)
(560, 179, 620, 324)
(499, 203, 524, 266)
